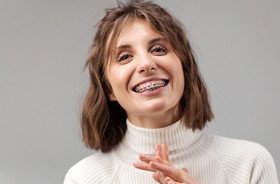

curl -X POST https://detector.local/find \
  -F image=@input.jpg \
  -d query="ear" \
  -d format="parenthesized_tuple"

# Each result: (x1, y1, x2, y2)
(108, 91, 117, 101)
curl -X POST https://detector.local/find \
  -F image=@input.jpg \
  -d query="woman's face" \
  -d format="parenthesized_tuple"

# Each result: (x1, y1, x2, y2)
(106, 20, 184, 128)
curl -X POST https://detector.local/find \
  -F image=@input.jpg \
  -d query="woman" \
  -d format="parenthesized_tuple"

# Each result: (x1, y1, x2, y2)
(64, 0, 278, 183)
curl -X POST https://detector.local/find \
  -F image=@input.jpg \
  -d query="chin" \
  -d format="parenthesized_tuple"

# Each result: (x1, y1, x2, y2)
(143, 100, 178, 114)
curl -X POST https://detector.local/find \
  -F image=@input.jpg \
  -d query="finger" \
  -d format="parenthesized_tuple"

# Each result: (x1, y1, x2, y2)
(165, 177, 175, 184)
(155, 144, 161, 158)
(154, 170, 167, 184)
(157, 166, 195, 184)
(139, 154, 155, 164)
(161, 143, 169, 162)
(133, 162, 156, 172)
(150, 161, 179, 180)
(166, 177, 186, 184)
(156, 144, 165, 164)
(153, 172, 162, 183)
(154, 156, 169, 166)
(182, 168, 189, 173)
(156, 144, 166, 162)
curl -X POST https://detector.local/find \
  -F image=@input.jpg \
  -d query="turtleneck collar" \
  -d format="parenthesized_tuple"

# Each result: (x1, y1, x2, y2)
(121, 119, 203, 155)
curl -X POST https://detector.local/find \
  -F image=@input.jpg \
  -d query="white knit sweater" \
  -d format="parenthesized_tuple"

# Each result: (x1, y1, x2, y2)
(64, 120, 278, 184)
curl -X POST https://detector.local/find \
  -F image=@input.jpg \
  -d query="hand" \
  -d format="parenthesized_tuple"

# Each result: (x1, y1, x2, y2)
(133, 143, 199, 184)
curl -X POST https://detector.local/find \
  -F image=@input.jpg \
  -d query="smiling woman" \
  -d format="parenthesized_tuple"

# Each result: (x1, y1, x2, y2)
(63, 0, 278, 184)
(107, 20, 185, 128)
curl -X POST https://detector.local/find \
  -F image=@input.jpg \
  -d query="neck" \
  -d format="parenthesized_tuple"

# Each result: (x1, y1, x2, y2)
(120, 119, 203, 154)
(127, 106, 182, 128)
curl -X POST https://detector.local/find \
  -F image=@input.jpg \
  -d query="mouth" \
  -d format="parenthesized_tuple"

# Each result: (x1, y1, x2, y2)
(132, 79, 169, 93)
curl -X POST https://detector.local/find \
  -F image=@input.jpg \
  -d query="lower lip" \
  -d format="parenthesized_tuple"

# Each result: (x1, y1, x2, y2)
(136, 84, 167, 97)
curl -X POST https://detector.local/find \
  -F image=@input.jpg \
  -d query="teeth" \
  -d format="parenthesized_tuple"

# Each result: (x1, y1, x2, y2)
(134, 80, 167, 93)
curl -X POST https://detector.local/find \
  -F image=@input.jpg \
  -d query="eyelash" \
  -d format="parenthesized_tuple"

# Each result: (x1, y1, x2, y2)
(151, 45, 167, 53)
(117, 45, 168, 62)
(117, 53, 132, 62)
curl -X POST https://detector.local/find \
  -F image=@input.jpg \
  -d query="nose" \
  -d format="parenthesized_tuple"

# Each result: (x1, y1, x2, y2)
(136, 54, 157, 74)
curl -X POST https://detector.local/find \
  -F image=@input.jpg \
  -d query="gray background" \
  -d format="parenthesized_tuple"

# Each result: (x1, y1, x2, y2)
(0, 0, 279, 183)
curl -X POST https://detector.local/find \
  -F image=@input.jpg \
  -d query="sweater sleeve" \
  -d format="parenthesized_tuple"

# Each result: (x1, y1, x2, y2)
(249, 144, 278, 184)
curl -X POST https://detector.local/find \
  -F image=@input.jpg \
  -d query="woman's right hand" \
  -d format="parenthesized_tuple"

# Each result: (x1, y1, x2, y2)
(149, 154, 198, 184)
(134, 143, 199, 184)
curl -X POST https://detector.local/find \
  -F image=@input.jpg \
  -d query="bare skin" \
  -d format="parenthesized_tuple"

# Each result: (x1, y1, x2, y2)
(133, 143, 199, 184)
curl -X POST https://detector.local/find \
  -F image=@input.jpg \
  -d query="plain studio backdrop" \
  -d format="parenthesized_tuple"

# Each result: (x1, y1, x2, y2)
(0, 0, 279, 183)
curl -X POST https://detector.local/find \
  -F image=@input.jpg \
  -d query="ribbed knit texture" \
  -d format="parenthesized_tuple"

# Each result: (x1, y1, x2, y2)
(64, 119, 278, 184)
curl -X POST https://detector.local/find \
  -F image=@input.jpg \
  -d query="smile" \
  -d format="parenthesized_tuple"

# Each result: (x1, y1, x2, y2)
(133, 79, 169, 93)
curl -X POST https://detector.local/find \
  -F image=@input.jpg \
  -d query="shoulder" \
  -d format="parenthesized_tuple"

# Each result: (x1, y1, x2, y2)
(64, 151, 119, 184)
(211, 135, 270, 155)
(211, 135, 274, 161)
(209, 135, 278, 183)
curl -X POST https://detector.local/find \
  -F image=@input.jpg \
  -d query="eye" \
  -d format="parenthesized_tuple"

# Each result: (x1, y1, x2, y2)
(117, 52, 133, 62)
(151, 45, 167, 56)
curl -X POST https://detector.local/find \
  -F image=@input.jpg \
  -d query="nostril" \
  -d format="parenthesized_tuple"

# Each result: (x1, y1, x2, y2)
(137, 61, 157, 73)
(139, 67, 156, 73)
(139, 69, 145, 73)
(150, 66, 156, 71)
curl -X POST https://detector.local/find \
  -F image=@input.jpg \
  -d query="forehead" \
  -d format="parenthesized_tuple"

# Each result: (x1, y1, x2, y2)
(105, 19, 168, 67)
(115, 19, 161, 46)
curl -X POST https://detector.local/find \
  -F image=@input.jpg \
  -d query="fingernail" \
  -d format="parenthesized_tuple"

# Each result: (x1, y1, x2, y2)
(156, 144, 159, 150)
(140, 155, 149, 161)
(150, 161, 158, 167)
(155, 157, 161, 162)
(133, 162, 140, 167)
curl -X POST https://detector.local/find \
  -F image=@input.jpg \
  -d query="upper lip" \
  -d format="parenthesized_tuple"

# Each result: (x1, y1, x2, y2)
(132, 77, 169, 90)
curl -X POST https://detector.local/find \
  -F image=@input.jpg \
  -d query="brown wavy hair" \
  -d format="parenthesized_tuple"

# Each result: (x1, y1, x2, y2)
(81, 0, 214, 153)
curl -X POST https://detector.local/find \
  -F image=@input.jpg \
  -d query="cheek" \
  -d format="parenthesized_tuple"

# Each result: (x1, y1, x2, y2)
(107, 66, 131, 95)
(106, 67, 120, 101)
(107, 65, 121, 86)
(108, 74, 121, 88)
(172, 60, 185, 93)
(174, 69, 185, 94)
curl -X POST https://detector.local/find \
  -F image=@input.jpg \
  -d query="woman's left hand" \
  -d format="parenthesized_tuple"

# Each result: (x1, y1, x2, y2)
(133, 143, 199, 184)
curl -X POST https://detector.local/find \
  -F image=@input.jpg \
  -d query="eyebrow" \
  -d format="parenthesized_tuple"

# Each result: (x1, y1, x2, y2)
(148, 37, 166, 45)
(116, 37, 167, 50)
(116, 44, 132, 50)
